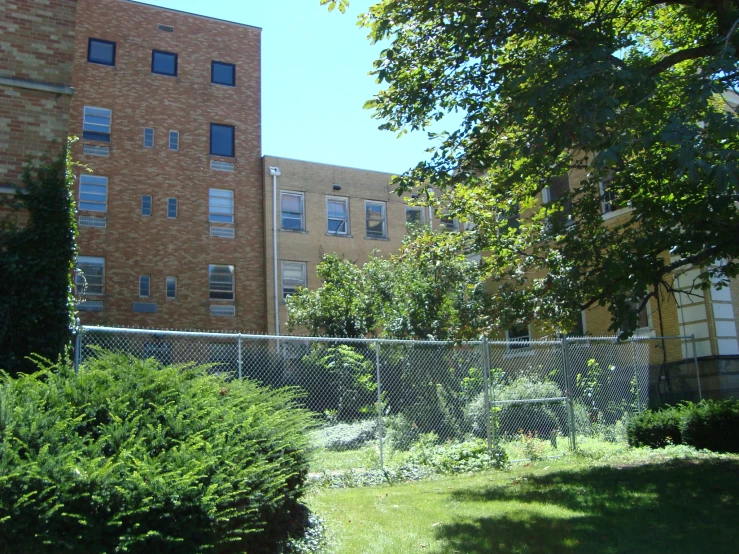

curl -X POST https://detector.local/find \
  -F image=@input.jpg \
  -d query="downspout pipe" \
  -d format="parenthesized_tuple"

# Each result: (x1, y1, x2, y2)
(269, 166, 281, 340)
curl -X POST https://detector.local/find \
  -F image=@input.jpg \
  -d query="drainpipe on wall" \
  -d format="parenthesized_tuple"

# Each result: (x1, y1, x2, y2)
(269, 166, 281, 342)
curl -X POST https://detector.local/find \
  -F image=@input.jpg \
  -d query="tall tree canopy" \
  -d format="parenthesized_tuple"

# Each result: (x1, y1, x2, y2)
(286, 231, 488, 339)
(355, 0, 739, 335)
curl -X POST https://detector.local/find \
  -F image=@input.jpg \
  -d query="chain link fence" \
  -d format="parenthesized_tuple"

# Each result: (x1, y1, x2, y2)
(75, 326, 701, 468)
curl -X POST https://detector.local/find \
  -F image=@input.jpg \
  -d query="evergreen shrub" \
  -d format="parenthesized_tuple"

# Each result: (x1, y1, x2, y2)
(627, 400, 739, 453)
(0, 353, 314, 554)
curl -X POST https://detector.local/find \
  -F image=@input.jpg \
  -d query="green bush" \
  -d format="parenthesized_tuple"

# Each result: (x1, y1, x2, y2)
(680, 400, 739, 453)
(627, 400, 739, 452)
(405, 434, 509, 473)
(466, 377, 563, 438)
(0, 353, 314, 554)
(626, 406, 683, 448)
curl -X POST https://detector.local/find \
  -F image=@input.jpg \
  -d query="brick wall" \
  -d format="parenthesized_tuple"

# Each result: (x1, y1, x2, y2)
(0, 0, 77, 185)
(72, 0, 265, 332)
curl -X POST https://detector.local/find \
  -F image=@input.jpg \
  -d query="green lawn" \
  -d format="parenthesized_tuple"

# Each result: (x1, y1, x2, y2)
(308, 448, 739, 553)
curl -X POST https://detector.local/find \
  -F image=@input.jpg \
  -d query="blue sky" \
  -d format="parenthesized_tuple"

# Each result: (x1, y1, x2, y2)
(142, 0, 437, 175)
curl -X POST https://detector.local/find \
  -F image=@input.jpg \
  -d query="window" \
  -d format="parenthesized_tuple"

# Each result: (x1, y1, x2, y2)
(166, 276, 177, 299)
(76, 256, 104, 295)
(440, 215, 459, 232)
(79, 175, 107, 212)
(281, 191, 304, 230)
(152, 50, 177, 76)
(139, 275, 150, 297)
(209, 188, 234, 223)
(87, 38, 116, 66)
(281, 261, 306, 300)
(600, 180, 619, 214)
(143, 128, 154, 148)
(566, 312, 587, 338)
(327, 197, 349, 235)
(543, 175, 573, 229)
(169, 130, 179, 151)
(167, 198, 178, 219)
(210, 123, 235, 157)
(365, 201, 387, 238)
(141, 195, 152, 216)
(209, 264, 234, 300)
(632, 297, 652, 330)
(506, 324, 531, 350)
(406, 207, 425, 225)
(211, 61, 235, 86)
(82, 106, 111, 142)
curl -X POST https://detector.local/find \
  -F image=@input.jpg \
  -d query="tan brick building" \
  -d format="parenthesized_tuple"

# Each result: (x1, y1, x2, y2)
(69, 0, 265, 332)
(0, 0, 77, 191)
(262, 155, 441, 336)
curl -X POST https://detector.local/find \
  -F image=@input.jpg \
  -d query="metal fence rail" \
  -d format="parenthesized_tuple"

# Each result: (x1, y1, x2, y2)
(75, 326, 702, 469)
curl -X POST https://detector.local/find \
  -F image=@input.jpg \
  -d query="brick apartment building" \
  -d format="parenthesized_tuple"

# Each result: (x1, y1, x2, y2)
(262, 155, 442, 336)
(0, 0, 77, 195)
(68, 0, 265, 331)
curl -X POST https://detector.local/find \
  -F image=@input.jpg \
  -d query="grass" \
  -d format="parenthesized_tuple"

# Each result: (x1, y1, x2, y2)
(308, 446, 739, 553)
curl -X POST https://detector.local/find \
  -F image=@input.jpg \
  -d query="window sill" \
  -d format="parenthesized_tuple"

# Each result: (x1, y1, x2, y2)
(280, 228, 308, 234)
(326, 233, 352, 238)
(602, 207, 633, 221)
(365, 235, 389, 241)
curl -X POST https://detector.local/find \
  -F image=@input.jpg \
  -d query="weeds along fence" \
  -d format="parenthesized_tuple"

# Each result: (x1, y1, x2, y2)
(75, 326, 701, 466)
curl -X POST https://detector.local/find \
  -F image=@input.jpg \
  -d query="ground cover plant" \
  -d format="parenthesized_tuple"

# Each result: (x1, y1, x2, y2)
(308, 447, 739, 553)
(0, 353, 314, 554)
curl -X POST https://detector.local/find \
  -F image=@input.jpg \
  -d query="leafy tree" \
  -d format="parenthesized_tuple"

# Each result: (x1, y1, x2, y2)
(286, 230, 488, 340)
(355, 0, 739, 335)
(0, 142, 78, 376)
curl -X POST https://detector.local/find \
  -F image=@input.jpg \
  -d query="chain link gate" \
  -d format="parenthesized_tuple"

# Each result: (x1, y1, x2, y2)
(75, 326, 701, 469)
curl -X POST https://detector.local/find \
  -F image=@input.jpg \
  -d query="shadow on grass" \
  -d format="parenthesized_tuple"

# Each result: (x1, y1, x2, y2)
(435, 459, 739, 554)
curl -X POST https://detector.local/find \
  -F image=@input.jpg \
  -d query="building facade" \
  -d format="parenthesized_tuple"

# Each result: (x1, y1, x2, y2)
(0, 0, 77, 191)
(70, 0, 266, 332)
(263, 155, 431, 335)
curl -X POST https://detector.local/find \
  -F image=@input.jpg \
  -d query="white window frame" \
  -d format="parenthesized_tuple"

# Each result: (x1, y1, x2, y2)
(83, 106, 111, 141)
(169, 130, 179, 151)
(139, 275, 150, 297)
(76, 256, 105, 295)
(143, 127, 154, 148)
(166, 276, 177, 299)
(280, 191, 305, 231)
(405, 206, 425, 226)
(326, 196, 349, 235)
(167, 197, 178, 219)
(209, 188, 234, 224)
(79, 175, 108, 212)
(440, 215, 459, 232)
(281, 261, 307, 300)
(505, 324, 532, 350)
(209, 264, 234, 301)
(365, 200, 387, 239)
(141, 195, 152, 216)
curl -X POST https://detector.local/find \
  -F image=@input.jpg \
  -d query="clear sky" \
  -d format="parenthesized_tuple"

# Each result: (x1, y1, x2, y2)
(141, 0, 436, 175)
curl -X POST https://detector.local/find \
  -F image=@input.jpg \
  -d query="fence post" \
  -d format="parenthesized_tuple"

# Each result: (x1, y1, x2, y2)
(561, 336, 576, 451)
(73, 328, 82, 373)
(481, 336, 492, 456)
(631, 339, 642, 413)
(691, 334, 703, 401)
(237, 335, 243, 380)
(374, 340, 384, 471)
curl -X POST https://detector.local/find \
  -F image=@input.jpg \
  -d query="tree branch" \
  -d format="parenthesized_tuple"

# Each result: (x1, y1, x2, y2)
(648, 44, 719, 76)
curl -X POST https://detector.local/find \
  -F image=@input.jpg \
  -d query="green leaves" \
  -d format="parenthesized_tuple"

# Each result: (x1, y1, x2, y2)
(358, 0, 739, 336)
(0, 354, 314, 552)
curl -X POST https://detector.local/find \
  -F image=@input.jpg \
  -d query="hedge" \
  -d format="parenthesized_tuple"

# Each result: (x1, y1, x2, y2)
(0, 353, 314, 553)
(626, 400, 739, 453)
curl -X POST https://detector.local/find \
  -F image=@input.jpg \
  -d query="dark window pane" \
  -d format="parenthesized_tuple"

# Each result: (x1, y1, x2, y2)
(88, 38, 116, 66)
(210, 124, 234, 157)
(212, 61, 235, 86)
(152, 50, 177, 76)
